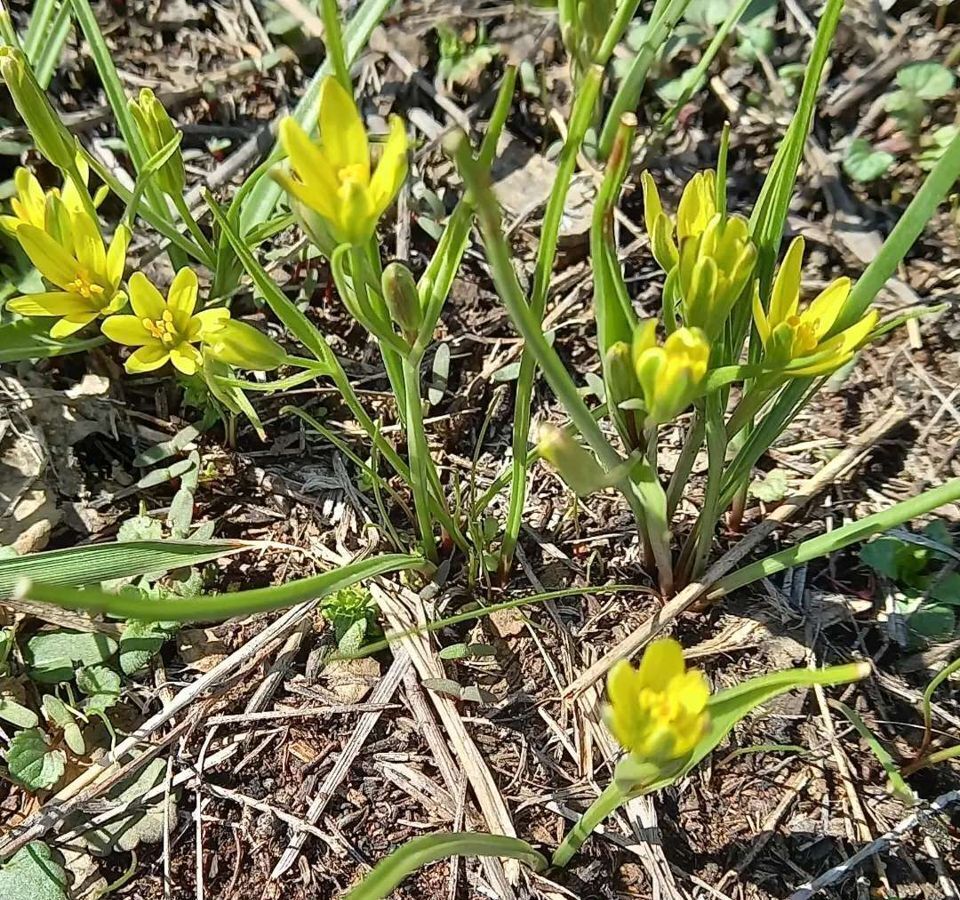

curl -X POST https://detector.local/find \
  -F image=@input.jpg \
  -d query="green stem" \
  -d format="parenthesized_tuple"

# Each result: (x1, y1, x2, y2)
(687, 393, 726, 582)
(402, 353, 439, 562)
(344, 834, 546, 900)
(320, 0, 352, 93)
(500, 66, 603, 575)
(172, 191, 216, 267)
(552, 780, 625, 868)
(666, 410, 704, 517)
(902, 744, 960, 776)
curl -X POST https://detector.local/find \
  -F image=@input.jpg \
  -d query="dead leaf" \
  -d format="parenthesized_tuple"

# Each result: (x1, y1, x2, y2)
(321, 656, 381, 704)
(177, 628, 229, 672)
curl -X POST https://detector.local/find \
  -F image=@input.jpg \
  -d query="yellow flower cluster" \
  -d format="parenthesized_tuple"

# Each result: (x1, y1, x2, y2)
(642, 170, 756, 339)
(2, 166, 285, 375)
(274, 77, 408, 246)
(605, 638, 710, 763)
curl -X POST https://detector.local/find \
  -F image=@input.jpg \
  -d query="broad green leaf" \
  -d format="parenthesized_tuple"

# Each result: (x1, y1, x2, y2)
(343, 833, 547, 900)
(76, 665, 121, 712)
(930, 572, 960, 605)
(0, 539, 253, 600)
(907, 604, 955, 642)
(748, 468, 790, 503)
(117, 515, 164, 543)
(0, 842, 68, 900)
(0, 694, 39, 729)
(5, 728, 66, 790)
(119, 620, 175, 675)
(22, 553, 425, 622)
(859, 535, 929, 586)
(75, 758, 173, 855)
(25, 631, 117, 684)
(896, 62, 956, 100)
(843, 138, 894, 183)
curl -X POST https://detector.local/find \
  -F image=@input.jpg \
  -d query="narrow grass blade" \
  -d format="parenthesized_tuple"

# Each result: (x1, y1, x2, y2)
(710, 479, 960, 597)
(23, 0, 58, 62)
(831, 699, 914, 802)
(20, 554, 425, 621)
(919, 655, 960, 755)
(238, 0, 396, 234)
(32, 1, 72, 88)
(343, 833, 546, 900)
(834, 126, 960, 333)
(69, 0, 168, 220)
(0, 540, 251, 600)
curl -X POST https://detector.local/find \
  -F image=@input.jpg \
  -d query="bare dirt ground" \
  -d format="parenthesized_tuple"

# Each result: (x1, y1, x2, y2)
(1, 1, 959, 898)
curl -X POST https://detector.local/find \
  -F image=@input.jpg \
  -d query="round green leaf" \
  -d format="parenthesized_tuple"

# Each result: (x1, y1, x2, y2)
(5, 728, 66, 791)
(896, 62, 956, 100)
(843, 139, 895, 183)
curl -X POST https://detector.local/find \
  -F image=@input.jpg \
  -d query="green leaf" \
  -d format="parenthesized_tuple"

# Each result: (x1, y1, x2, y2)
(0, 319, 108, 364)
(117, 514, 164, 543)
(907, 604, 956, 642)
(669, 663, 870, 784)
(0, 842, 68, 900)
(41, 695, 84, 755)
(22, 553, 426, 622)
(896, 62, 956, 100)
(118, 620, 174, 675)
(859, 535, 929, 585)
(0, 539, 253, 600)
(5, 728, 66, 790)
(0, 693, 39, 729)
(76, 664, 121, 711)
(25, 631, 118, 684)
(843, 138, 894, 183)
(748, 468, 790, 503)
(930, 572, 960, 605)
(76, 758, 173, 855)
(832, 699, 914, 802)
(342, 833, 547, 900)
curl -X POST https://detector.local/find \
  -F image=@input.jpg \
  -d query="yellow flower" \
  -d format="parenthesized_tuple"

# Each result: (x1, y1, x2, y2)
(753, 237, 879, 377)
(632, 321, 710, 424)
(273, 76, 408, 245)
(605, 638, 710, 762)
(6, 211, 129, 338)
(642, 170, 755, 336)
(1, 159, 99, 241)
(101, 268, 228, 375)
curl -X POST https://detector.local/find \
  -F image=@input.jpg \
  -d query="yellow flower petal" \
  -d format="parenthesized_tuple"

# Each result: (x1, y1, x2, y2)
(16, 224, 79, 289)
(126, 343, 169, 373)
(7, 292, 92, 316)
(169, 341, 202, 375)
(49, 311, 98, 338)
(167, 267, 199, 326)
(318, 76, 369, 176)
(369, 115, 408, 217)
(752, 285, 770, 345)
(189, 307, 231, 340)
(106, 225, 130, 290)
(804, 276, 851, 339)
(101, 314, 153, 346)
(769, 236, 804, 326)
(128, 272, 166, 320)
(636, 638, 685, 692)
(673, 670, 710, 715)
(71, 208, 106, 276)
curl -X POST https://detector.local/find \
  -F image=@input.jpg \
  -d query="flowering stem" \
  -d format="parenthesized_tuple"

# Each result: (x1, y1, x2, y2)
(665, 409, 704, 518)
(172, 191, 216, 267)
(551, 781, 625, 868)
(402, 353, 439, 562)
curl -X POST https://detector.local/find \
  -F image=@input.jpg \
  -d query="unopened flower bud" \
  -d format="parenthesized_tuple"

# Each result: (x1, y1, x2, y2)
(0, 46, 75, 171)
(537, 423, 611, 496)
(381, 262, 422, 343)
(605, 341, 640, 413)
(204, 320, 287, 371)
(129, 88, 185, 197)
